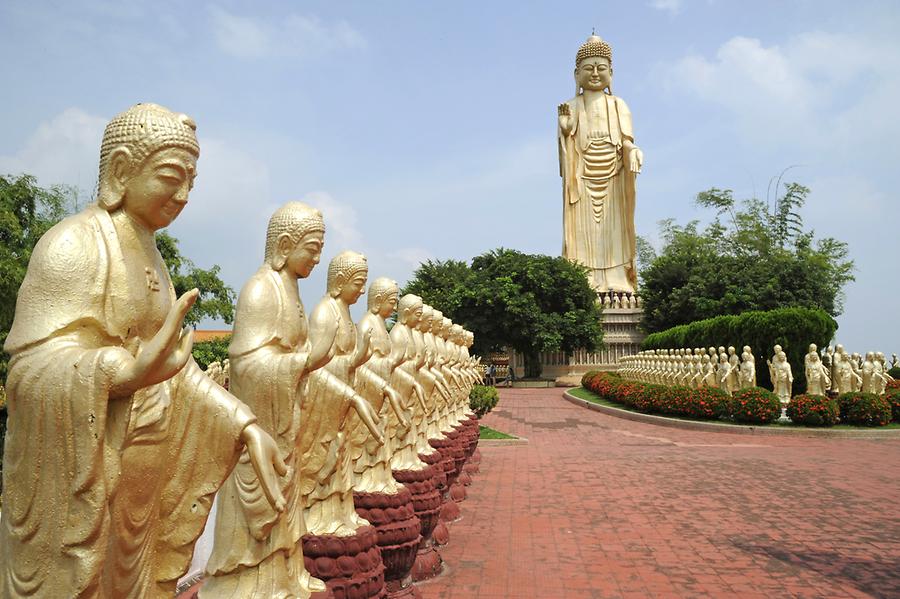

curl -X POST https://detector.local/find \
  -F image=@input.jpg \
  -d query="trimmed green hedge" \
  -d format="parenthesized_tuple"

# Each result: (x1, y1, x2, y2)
(469, 385, 499, 418)
(641, 307, 837, 395)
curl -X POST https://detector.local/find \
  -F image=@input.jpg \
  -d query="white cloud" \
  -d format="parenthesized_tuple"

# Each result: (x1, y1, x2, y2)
(210, 6, 366, 60)
(650, 0, 682, 15)
(0, 107, 107, 196)
(663, 32, 900, 153)
(301, 191, 363, 252)
(387, 247, 435, 269)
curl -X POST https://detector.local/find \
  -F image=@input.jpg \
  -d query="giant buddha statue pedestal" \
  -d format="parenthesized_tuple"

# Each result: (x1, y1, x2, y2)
(351, 279, 423, 599)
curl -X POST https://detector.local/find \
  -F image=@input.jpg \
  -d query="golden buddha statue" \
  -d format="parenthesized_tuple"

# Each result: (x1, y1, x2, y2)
(0, 103, 286, 599)
(388, 294, 430, 472)
(201, 202, 328, 599)
(414, 306, 450, 450)
(350, 277, 410, 494)
(300, 250, 383, 537)
(558, 33, 643, 293)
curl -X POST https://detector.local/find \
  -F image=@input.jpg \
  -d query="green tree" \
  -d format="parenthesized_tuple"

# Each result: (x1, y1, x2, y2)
(404, 249, 603, 378)
(155, 231, 236, 327)
(640, 183, 854, 333)
(191, 335, 232, 370)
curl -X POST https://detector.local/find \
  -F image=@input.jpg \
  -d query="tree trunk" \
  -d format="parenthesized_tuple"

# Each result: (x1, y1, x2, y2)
(523, 352, 542, 379)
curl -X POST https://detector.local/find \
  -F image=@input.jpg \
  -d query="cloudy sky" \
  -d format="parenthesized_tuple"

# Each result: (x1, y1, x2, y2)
(1, 0, 898, 353)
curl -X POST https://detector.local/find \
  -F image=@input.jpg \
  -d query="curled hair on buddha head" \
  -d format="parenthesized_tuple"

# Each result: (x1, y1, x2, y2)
(367, 277, 399, 312)
(574, 34, 614, 95)
(398, 293, 423, 317)
(264, 202, 325, 269)
(97, 103, 200, 211)
(327, 250, 367, 298)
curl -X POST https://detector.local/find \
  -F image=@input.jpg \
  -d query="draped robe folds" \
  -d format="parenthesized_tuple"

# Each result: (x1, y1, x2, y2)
(202, 268, 312, 598)
(388, 324, 426, 471)
(559, 93, 637, 293)
(298, 298, 369, 537)
(0, 206, 254, 599)
(349, 327, 400, 494)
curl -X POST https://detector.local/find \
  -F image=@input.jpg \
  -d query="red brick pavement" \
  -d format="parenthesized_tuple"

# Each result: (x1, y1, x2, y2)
(418, 388, 900, 599)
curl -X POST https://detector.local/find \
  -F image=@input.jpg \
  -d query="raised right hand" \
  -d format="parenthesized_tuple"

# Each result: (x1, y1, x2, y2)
(111, 289, 198, 397)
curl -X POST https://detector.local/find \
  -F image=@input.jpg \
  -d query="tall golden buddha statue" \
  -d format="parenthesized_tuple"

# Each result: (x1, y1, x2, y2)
(300, 250, 383, 537)
(558, 34, 643, 293)
(201, 202, 329, 599)
(0, 103, 287, 599)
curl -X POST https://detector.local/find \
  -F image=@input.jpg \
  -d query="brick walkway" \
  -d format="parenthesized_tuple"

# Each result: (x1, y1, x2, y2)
(420, 388, 900, 599)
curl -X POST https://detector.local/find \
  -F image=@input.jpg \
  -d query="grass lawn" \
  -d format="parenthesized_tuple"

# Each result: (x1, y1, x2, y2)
(570, 386, 900, 429)
(479, 425, 517, 439)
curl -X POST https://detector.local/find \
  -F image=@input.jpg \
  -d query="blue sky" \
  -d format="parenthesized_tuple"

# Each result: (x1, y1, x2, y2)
(1, 0, 898, 354)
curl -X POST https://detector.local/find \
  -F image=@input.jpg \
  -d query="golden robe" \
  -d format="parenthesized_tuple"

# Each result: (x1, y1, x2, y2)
(559, 93, 637, 292)
(202, 268, 310, 598)
(0, 205, 255, 599)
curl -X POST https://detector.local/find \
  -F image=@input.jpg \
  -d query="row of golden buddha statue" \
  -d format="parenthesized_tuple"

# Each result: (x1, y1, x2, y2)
(0, 103, 483, 599)
(619, 344, 896, 407)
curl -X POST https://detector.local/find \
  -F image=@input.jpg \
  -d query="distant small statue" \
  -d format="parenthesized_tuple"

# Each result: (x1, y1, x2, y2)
(768, 351, 793, 406)
(805, 351, 830, 396)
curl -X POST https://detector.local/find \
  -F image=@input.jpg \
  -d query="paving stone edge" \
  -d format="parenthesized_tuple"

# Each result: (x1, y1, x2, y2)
(563, 390, 900, 439)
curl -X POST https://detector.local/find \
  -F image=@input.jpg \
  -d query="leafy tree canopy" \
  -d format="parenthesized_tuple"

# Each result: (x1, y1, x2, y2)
(639, 182, 854, 334)
(404, 248, 603, 378)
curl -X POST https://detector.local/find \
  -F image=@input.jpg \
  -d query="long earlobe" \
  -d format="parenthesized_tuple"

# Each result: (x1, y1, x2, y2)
(98, 147, 133, 210)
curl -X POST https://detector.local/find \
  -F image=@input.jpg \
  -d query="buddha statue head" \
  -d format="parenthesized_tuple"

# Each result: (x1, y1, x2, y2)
(367, 277, 399, 318)
(398, 294, 424, 327)
(264, 202, 325, 277)
(97, 103, 200, 230)
(441, 317, 452, 339)
(574, 34, 613, 95)
(430, 310, 444, 335)
(326, 250, 368, 304)
(451, 324, 464, 345)
(419, 305, 434, 333)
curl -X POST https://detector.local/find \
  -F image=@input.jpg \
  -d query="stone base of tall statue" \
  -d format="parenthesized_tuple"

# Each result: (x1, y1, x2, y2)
(301, 526, 386, 599)
(353, 488, 422, 599)
(393, 464, 443, 583)
(513, 291, 645, 385)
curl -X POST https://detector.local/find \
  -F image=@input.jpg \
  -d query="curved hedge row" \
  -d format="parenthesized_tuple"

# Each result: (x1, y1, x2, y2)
(469, 385, 499, 417)
(581, 371, 899, 428)
(641, 307, 838, 394)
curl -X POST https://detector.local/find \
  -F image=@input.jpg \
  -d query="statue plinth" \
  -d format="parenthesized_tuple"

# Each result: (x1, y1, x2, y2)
(301, 526, 386, 599)
(393, 465, 443, 583)
(353, 487, 421, 599)
(428, 436, 462, 524)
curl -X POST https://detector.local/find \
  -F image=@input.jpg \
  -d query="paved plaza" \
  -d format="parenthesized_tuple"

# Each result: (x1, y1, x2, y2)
(422, 388, 900, 598)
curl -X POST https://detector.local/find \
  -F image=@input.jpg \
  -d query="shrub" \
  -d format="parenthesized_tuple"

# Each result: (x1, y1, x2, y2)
(690, 386, 731, 420)
(786, 394, 840, 427)
(883, 388, 900, 423)
(632, 384, 668, 413)
(727, 387, 782, 424)
(888, 366, 900, 379)
(641, 307, 838, 394)
(192, 335, 231, 370)
(469, 385, 499, 418)
(837, 392, 891, 427)
(581, 370, 602, 389)
(887, 379, 900, 391)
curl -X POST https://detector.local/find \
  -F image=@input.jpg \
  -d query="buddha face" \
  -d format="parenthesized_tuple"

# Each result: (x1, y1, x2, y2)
(378, 291, 399, 319)
(121, 147, 197, 231)
(285, 231, 324, 279)
(576, 56, 612, 92)
(339, 270, 368, 305)
(405, 301, 423, 327)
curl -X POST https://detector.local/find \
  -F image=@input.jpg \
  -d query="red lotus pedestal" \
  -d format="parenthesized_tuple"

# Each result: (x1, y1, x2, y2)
(175, 578, 333, 599)
(353, 488, 422, 599)
(393, 464, 443, 583)
(302, 525, 386, 599)
(428, 437, 462, 524)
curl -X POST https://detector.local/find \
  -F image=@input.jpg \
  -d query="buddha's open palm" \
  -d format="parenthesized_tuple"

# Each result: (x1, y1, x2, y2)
(111, 289, 198, 398)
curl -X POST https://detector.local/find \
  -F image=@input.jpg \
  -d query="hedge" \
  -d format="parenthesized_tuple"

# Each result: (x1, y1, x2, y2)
(469, 385, 499, 418)
(641, 307, 838, 395)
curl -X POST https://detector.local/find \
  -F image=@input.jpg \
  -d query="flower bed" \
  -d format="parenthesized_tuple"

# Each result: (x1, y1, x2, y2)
(838, 392, 892, 427)
(581, 371, 770, 424)
(786, 394, 840, 427)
